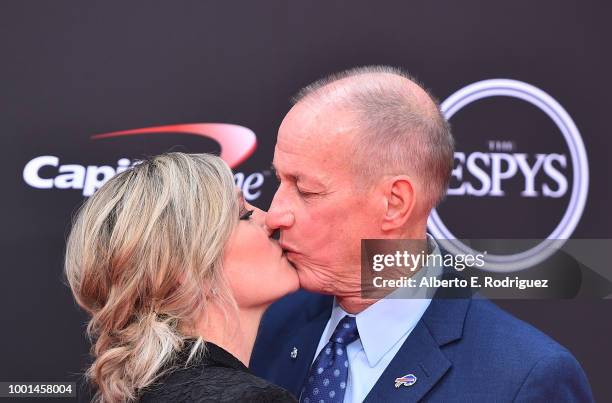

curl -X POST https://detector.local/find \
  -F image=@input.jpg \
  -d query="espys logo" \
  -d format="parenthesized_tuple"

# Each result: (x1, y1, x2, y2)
(23, 123, 265, 200)
(428, 79, 589, 272)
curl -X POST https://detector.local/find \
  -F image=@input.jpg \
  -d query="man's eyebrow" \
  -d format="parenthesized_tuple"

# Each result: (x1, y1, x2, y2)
(271, 164, 297, 181)
(271, 164, 292, 180)
(271, 164, 324, 187)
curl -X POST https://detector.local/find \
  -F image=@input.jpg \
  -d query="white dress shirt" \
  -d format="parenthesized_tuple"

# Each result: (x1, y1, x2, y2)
(311, 236, 443, 403)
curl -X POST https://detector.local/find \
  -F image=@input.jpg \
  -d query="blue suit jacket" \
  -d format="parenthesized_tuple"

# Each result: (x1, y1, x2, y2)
(251, 286, 594, 402)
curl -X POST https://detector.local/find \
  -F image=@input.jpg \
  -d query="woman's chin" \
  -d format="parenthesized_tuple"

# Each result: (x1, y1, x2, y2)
(254, 270, 300, 307)
(280, 256, 300, 287)
(279, 266, 301, 295)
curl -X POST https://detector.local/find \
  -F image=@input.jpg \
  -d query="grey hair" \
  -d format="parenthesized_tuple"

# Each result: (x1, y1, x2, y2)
(292, 65, 454, 209)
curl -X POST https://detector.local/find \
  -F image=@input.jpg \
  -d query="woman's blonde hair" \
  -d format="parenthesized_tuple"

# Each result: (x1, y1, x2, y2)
(64, 152, 239, 402)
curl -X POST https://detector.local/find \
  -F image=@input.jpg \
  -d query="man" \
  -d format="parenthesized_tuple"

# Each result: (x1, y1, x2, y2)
(251, 66, 593, 402)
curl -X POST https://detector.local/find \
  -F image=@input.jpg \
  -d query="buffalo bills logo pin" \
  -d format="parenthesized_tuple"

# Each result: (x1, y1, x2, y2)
(394, 373, 417, 388)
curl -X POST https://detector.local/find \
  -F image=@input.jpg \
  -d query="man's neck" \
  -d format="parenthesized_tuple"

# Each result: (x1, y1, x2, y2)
(338, 228, 429, 314)
(336, 295, 379, 314)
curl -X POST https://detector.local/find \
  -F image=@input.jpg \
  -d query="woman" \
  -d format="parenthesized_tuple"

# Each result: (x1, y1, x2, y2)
(65, 152, 299, 402)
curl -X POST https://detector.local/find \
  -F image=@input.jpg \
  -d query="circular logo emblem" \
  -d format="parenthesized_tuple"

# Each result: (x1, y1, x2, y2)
(428, 79, 589, 272)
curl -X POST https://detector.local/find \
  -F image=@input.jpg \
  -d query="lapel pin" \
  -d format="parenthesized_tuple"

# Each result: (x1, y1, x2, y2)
(290, 347, 298, 359)
(394, 373, 417, 388)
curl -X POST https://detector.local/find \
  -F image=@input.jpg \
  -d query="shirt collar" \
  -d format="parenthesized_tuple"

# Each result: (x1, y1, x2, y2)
(328, 235, 443, 367)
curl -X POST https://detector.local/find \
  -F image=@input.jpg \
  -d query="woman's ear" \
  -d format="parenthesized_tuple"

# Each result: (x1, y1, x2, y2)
(381, 176, 416, 232)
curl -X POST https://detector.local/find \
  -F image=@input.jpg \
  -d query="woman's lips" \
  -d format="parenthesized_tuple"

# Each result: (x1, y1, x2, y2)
(271, 239, 293, 259)
(279, 242, 297, 255)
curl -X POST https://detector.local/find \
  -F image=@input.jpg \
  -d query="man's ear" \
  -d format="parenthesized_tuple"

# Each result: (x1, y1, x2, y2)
(381, 176, 416, 232)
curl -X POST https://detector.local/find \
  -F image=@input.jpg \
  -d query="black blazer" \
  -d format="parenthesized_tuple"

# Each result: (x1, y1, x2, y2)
(140, 341, 296, 403)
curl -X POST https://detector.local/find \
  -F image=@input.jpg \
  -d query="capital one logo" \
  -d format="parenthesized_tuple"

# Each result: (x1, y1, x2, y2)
(23, 123, 265, 200)
(427, 79, 589, 272)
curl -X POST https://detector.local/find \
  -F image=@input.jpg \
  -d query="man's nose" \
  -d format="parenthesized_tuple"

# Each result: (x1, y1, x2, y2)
(266, 191, 295, 232)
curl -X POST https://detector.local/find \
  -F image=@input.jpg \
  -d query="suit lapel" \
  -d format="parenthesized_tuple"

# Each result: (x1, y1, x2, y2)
(364, 285, 471, 402)
(276, 298, 333, 396)
(363, 319, 451, 402)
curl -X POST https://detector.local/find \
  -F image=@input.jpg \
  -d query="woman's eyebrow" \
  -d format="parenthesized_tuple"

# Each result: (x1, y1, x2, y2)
(236, 189, 246, 205)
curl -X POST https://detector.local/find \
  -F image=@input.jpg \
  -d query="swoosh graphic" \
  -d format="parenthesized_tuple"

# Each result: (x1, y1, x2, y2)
(91, 123, 257, 168)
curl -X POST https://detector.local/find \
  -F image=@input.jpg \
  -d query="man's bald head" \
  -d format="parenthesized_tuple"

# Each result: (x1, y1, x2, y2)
(291, 65, 454, 210)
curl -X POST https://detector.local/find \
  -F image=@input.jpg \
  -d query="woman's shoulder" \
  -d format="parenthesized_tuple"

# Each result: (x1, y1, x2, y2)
(139, 343, 297, 403)
(140, 365, 296, 403)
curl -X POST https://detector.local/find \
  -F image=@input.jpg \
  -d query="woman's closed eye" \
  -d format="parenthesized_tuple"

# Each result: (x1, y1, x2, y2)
(239, 209, 254, 220)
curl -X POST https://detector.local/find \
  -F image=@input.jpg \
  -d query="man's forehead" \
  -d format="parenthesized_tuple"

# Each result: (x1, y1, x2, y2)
(279, 99, 359, 142)
(272, 154, 325, 184)
(274, 137, 344, 186)
(273, 100, 359, 181)
(275, 105, 357, 161)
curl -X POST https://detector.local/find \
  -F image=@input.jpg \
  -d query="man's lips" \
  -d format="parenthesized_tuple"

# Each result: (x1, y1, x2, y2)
(279, 242, 298, 255)
(271, 239, 294, 260)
